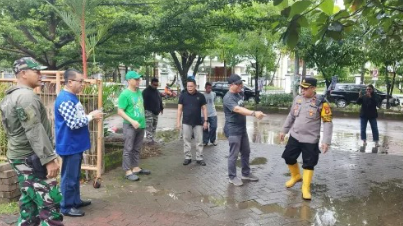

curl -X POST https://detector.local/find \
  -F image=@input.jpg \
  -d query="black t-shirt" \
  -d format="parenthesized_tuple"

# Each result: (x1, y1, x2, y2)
(223, 91, 247, 136)
(142, 86, 163, 115)
(179, 91, 207, 126)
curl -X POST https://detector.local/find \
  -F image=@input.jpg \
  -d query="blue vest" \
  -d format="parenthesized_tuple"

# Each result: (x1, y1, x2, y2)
(54, 90, 90, 156)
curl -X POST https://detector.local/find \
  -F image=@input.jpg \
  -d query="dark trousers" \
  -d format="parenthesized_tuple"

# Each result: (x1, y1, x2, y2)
(122, 124, 145, 171)
(202, 116, 217, 144)
(360, 117, 379, 142)
(228, 133, 250, 179)
(60, 153, 83, 213)
(282, 136, 320, 170)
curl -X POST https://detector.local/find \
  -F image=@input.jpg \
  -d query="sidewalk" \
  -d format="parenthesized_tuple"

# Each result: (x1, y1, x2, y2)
(3, 141, 403, 226)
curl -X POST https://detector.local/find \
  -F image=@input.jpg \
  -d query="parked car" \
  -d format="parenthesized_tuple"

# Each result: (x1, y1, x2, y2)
(327, 83, 400, 108)
(211, 81, 259, 103)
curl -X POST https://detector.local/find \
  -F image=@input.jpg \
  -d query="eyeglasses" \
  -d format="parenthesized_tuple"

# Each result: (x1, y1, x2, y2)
(69, 79, 84, 84)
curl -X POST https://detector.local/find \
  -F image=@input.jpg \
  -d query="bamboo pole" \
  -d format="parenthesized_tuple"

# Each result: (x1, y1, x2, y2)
(96, 79, 103, 178)
(56, 71, 61, 94)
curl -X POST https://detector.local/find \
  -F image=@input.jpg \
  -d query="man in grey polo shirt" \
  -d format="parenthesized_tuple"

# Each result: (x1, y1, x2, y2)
(223, 74, 266, 186)
(202, 82, 218, 146)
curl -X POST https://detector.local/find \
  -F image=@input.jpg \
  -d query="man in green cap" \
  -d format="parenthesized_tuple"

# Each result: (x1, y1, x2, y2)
(117, 71, 151, 181)
(0, 57, 64, 225)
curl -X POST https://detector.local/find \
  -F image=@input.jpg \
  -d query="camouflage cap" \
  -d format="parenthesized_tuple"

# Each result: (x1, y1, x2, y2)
(13, 57, 47, 74)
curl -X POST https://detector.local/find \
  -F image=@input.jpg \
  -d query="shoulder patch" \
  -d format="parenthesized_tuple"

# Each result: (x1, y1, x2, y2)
(15, 107, 28, 121)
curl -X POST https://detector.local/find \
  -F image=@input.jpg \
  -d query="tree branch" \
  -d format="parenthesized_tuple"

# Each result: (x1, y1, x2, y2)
(56, 59, 82, 69)
(3, 35, 38, 59)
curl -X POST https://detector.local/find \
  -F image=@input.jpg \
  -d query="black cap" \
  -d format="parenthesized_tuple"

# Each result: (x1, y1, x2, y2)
(300, 77, 317, 88)
(227, 74, 243, 85)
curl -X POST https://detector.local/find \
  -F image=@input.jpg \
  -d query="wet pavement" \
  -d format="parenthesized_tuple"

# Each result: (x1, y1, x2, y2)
(106, 108, 403, 155)
(2, 108, 403, 226)
(63, 141, 403, 226)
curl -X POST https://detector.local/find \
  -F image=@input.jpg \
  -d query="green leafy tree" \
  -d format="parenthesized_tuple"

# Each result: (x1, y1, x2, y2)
(0, 0, 78, 69)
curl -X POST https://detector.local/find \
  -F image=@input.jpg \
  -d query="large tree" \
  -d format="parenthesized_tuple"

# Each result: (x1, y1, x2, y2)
(0, 0, 153, 72)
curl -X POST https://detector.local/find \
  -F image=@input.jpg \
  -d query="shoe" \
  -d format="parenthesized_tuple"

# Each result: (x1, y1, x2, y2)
(212, 141, 218, 146)
(183, 159, 192, 165)
(285, 163, 302, 188)
(125, 174, 139, 181)
(77, 200, 91, 208)
(241, 173, 259, 181)
(302, 169, 314, 200)
(62, 208, 85, 217)
(203, 143, 208, 146)
(133, 169, 151, 175)
(196, 160, 206, 166)
(229, 177, 243, 186)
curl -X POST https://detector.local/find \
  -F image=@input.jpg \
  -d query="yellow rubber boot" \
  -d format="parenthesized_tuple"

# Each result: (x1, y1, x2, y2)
(302, 169, 314, 200)
(285, 163, 302, 188)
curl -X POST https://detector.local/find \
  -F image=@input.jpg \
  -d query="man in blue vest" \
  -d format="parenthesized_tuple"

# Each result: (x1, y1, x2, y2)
(54, 69, 103, 217)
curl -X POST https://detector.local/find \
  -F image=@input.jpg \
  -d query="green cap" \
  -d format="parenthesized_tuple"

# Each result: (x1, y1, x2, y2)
(13, 57, 47, 74)
(125, 71, 142, 80)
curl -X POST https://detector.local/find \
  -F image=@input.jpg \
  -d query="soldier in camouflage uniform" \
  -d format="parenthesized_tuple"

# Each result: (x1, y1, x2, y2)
(280, 77, 333, 201)
(0, 57, 63, 225)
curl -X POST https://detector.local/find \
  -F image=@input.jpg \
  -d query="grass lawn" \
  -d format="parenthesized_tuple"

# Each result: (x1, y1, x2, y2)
(0, 201, 19, 215)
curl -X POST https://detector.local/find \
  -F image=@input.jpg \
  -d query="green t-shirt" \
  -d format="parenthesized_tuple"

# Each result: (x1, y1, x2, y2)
(118, 88, 146, 128)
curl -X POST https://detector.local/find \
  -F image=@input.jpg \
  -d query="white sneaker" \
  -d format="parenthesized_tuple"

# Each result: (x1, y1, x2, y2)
(241, 173, 259, 181)
(212, 141, 218, 146)
(229, 177, 243, 186)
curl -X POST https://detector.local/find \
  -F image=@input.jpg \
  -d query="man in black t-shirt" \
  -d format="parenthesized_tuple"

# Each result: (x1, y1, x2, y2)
(223, 74, 266, 186)
(177, 79, 208, 166)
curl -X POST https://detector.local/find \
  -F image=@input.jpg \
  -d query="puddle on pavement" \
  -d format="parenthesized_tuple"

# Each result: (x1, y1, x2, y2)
(236, 157, 267, 167)
(155, 129, 180, 143)
(146, 186, 179, 200)
(147, 180, 403, 225)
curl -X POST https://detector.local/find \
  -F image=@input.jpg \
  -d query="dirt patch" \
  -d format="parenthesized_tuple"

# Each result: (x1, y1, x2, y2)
(104, 133, 163, 159)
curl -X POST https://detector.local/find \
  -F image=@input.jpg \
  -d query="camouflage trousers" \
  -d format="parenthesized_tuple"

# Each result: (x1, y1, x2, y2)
(145, 110, 159, 140)
(8, 159, 64, 226)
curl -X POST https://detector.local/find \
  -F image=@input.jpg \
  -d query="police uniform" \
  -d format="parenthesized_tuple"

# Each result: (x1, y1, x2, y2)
(281, 78, 333, 200)
(0, 58, 63, 226)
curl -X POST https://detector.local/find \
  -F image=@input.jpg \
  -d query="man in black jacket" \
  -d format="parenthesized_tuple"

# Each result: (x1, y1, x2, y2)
(357, 84, 380, 147)
(142, 78, 164, 143)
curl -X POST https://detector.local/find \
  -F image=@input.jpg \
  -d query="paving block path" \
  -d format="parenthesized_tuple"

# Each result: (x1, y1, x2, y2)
(2, 141, 403, 226)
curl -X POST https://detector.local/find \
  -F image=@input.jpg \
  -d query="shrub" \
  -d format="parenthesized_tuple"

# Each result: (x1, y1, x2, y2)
(260, 93, 293, 107)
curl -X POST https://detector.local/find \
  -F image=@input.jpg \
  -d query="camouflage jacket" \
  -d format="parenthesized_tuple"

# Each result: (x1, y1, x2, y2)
(0, 85, 56, 165)
(282, 94, 333, 144)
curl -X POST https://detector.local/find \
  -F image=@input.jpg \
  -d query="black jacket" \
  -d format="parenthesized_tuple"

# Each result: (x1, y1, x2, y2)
(142, 86, 163, 115)
(357, 94, 380, 119)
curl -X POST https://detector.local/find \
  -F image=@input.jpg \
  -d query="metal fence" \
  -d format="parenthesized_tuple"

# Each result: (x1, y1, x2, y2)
(0, 71, 104, 183)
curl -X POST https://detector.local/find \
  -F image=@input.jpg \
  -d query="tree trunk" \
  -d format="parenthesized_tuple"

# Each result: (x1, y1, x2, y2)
(193, 56, 205, 77)
(223, 59, 227, 78)
(385, 65, 390, 109)
(302, 60, 306, 79)
(360, 63, 365, 84)
(145, 65, 150, 87)
(170, 51, 197, 89)
(292, 52, 299, 97)
(81, 6, 87, 78)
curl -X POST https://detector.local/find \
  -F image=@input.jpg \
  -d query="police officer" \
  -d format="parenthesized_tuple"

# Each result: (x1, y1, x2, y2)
(280, 77, 333, 200)
(0, 57, 63, 225)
